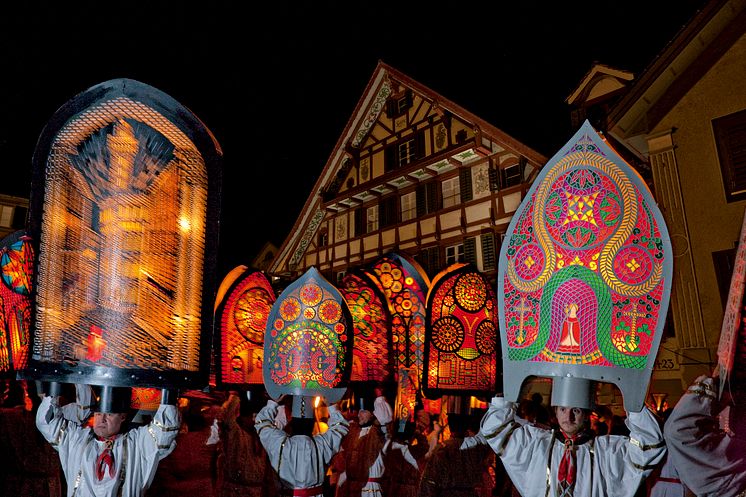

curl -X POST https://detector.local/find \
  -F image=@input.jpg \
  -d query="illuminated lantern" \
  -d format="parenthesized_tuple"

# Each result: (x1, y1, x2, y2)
(338, 271, 393, 383)
(0, 231, 33, 374)
(25, 79, 222, 389)
(424, 263, 500, 398)
(215, 266, 276, 387)
(498, 121, 672, 411)
(263, 267, 353, 404)
(366, 252, 430, 376)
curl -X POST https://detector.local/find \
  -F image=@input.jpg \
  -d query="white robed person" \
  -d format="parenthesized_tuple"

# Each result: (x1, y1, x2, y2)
(36, 383, 180, 497)
(464, 377, 666, 496)
(255, 394, 349, 497)
(475, 120, 674, 497)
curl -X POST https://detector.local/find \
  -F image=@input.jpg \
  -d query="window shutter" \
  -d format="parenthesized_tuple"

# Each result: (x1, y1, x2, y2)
(385, 146, 397, 173)
(426, 182, 437, 213)
(354, 207, 364, 236)
(489, 164, 499, 191)
(379, 196, 397, 228)
(385, 99, 395, 119)
(460, 167, 473, 203)
(481, 232, 496, 271)
(415, 130, 426, 160)
(405, 89, 413, 110)
(464, 237, 477, 265)
(416, 183, 427, 217)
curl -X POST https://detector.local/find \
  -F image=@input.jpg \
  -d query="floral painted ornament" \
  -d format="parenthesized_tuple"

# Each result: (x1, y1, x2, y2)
(498, 120, 672, 412)
(263, 267, 353, 403)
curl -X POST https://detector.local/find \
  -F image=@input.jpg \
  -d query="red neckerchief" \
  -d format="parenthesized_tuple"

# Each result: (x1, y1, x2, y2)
(557, 430, 593, 487)
(94, 436, 118, 480)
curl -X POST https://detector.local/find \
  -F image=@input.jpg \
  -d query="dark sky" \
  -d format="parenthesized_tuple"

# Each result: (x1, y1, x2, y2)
(0, 1, 706, 276)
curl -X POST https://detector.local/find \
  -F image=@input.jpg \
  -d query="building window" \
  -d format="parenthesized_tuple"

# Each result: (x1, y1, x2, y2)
(502, 162, 523, 188)
(366, 205, 378, 233)
(385, 132, 424, 172)
(0, 205, 13, 228)
(401, 192, 416, 221)
(445, 243, 464, 265)
(336, 270, 347, 284)
(399, 139, 416, 167)
(442, 177, 461, 208)
(713, 109, 746, 202)
(318, 230, 328, 247)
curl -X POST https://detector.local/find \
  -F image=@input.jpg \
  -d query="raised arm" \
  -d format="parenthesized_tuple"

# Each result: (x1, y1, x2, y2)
(664, 376, 746, 497)
(314, 403, 350, 464)
(254, 399, 287, 471)
(131, 401, 181, 489)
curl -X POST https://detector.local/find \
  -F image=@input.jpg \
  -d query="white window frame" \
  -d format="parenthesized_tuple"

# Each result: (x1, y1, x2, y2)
(400, 191, 416, 222)
(445, 243, 464, 265)
(366, 205, 379, 233)
(442, 176, 461, 208)
(399, 139, 416, 167)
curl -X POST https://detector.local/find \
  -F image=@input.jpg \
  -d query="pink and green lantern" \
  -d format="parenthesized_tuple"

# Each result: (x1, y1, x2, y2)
(498, 121, 672, 412)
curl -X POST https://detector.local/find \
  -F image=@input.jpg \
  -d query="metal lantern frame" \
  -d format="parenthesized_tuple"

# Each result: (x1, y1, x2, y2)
(24, 79, 222, 390)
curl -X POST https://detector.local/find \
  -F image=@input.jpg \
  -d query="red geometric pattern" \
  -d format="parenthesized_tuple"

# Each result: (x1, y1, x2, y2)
(424, 263, 499, 396)
(339, 272, 393, 383)
(217, 269, 276, 386)
(366, 254, 430, 376)
(0, 232, 33, 374)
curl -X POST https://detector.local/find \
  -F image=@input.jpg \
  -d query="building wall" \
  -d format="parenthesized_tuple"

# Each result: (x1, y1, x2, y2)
(652, 32, 746, 382)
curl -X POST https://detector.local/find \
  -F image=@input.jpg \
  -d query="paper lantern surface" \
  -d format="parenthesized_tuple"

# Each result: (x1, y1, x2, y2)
(26, 79, 222, 389)
(498, 121, 672, 411)
(424, 263, 499, 397)
(263, 267, 352, 403)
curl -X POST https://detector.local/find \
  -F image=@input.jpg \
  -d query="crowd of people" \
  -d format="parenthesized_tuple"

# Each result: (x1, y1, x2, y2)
(0, 372, 744, 497)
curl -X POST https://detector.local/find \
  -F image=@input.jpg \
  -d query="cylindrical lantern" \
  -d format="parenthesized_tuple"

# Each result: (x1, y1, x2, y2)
(25, 79, 222, 389)
(215, 267, 276, 388)
(0, 230, 33, 375)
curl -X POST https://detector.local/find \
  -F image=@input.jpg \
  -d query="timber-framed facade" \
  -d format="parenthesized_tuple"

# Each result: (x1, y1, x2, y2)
(270, 62, 546, 284)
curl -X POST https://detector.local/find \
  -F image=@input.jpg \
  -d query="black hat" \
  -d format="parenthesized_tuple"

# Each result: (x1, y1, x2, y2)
(93, 385, 132, 414)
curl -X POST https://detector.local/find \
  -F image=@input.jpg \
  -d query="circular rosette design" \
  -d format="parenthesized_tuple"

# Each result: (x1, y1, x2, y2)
(613, 245, 654, 286)
(431, 316, 464, 352)
(318, 299, 342, 324)
(299, 283, 323, 306)
(513, 243, 546, 282)
(233, 288, 272, 344)
(544, 169, 623, 250)
(475, 320, 497, 355)
(268, 321, 343, 389)
(454, 273, 487, 312)
(279, 297, 301, 322)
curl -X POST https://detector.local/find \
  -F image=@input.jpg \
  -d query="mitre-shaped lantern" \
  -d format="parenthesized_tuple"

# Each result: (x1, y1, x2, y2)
(215, 267, 276, 388)
(339, 270, 394, 384)
(263, 267, 353, 404)
(498, 120, 672, 412)
(25, 79, 222, 389)
(424, 263, 500, 398)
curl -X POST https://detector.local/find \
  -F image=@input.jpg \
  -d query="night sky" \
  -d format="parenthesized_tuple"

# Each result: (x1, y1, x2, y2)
(0, 1, 706, 276)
